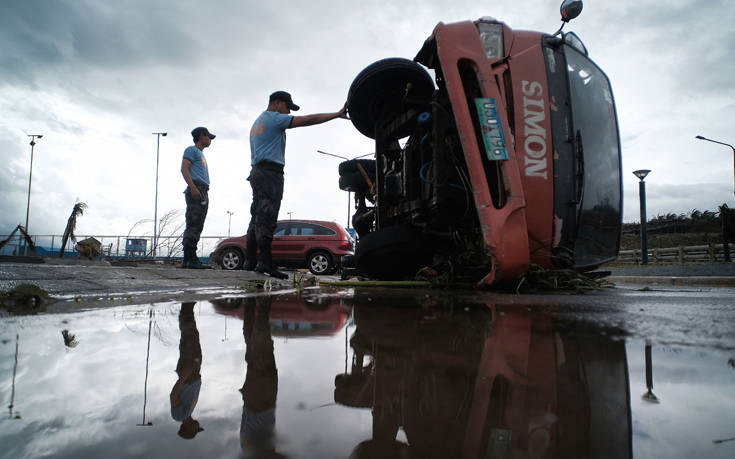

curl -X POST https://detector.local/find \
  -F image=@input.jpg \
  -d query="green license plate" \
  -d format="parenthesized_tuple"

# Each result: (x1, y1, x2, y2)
(475, 98, 509, 161)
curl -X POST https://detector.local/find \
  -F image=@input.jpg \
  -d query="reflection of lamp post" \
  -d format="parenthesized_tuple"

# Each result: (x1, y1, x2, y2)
(152, 132, 167, 257)
(633, 169, 651, 265)
(24, 134, 42, 255)
(8, 334, 20, 419)
(227, 210, 234, 237)
(696, 135, 735, 197)
(316, 150, 373, 229)
(137, 308, 154, 426)
(642, 342, 659, 403)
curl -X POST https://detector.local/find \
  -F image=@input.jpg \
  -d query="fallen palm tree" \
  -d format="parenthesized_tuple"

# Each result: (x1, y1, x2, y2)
(58, 202, 87, 257)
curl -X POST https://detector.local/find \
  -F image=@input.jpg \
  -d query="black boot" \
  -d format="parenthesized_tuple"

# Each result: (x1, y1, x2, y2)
(183, 246, 207, 269)
(243, 233, 257, 271)
(254, 242, 288, 280)
(181, 245, 192, 268)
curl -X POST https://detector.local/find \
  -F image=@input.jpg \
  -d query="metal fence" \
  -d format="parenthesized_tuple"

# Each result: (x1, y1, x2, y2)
(617, 244, 732, 264)
(0, 234, 228, 260)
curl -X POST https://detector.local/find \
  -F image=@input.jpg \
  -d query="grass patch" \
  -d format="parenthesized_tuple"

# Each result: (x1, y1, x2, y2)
(0, 283, 50, 314)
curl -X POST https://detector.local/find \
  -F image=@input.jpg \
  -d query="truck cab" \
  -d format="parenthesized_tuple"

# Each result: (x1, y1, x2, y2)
(341, 0, 622, 286)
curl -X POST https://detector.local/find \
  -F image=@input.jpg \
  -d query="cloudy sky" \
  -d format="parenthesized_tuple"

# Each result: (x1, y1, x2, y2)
(2, 0, 734, 242)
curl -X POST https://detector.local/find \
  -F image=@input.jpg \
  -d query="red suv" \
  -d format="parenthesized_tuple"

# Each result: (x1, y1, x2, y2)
(209, 219, 354, 275)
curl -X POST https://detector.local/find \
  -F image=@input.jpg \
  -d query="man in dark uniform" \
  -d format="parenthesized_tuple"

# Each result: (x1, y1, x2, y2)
(245, 91, 347, 279)
(181, 126, 215, 269)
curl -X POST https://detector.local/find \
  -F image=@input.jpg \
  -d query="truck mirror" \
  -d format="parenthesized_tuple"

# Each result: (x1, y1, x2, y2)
(560, 0, 583, 22)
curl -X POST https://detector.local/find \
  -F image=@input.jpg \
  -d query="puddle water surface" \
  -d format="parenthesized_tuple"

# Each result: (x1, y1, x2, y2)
(1, 289, 734, 458)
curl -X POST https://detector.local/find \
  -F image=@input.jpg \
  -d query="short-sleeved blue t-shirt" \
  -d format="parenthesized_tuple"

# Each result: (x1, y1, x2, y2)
(249, 111, 294, 166)
(183, 146, 209, 185)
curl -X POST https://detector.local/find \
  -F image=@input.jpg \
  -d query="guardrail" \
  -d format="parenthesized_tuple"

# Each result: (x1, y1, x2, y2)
(0, 234, 228, 260)
(617, 244, 732, 264)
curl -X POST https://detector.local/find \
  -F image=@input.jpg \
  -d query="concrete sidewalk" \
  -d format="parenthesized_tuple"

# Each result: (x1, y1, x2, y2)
(0, 258, 312, 308)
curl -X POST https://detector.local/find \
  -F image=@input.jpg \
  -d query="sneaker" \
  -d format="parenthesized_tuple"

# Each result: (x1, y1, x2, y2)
(254, 262, 288, 280)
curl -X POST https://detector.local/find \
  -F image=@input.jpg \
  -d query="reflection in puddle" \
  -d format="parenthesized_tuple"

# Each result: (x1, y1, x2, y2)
(0, 291, 733, 458)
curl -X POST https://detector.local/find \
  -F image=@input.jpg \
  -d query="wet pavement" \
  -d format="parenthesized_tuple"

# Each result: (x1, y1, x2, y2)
(1, 283, 735, 458)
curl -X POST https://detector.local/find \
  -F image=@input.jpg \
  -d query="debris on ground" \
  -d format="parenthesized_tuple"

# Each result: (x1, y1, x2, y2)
(61, 329, 79, 348)
(0, 283, 50, 314)
(75, 237, 102, 260)
(319, 279, 432, 288)
(514, 265, 615, 294)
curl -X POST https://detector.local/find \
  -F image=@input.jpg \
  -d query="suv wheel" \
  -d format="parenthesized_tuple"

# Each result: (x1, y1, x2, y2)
(308, 251, 333, 275)
(220, 247, 243, 270)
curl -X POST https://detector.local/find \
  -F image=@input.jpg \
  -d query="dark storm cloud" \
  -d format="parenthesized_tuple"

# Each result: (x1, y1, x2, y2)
(0, 0, 201, 88)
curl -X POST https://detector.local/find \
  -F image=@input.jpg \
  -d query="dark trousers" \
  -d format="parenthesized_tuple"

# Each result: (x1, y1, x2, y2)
(183, 182, 209, 250)
(246, 162, 284, 262)
(176, 302, 202, 382)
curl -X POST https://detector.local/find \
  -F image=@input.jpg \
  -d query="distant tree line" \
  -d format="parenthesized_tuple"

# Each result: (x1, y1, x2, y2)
(623, 205, 731, 235)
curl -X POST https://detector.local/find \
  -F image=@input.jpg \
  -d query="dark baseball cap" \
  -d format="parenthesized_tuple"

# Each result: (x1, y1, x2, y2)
(191, 127, 216, 141)
(269, 91, 300, 111)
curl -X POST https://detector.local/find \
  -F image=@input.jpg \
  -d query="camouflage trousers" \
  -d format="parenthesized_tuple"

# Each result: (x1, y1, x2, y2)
(183, 182, 209, 249)
(246, 162, 284, 256)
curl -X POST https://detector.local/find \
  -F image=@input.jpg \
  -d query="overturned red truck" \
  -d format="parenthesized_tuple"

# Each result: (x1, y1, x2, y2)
(339, 0, 622, 286)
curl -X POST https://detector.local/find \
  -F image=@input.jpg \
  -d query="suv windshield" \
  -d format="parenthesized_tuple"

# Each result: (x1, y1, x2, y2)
(565, 45, 622, 268)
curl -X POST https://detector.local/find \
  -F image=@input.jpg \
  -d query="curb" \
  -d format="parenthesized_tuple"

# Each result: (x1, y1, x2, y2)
(609, 276, 735, 287)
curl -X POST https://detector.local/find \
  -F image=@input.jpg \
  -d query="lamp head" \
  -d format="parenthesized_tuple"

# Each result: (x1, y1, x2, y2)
(633, 169, 651, 181)
(695, 135, 706, 140)
(162, 132, 167, 137)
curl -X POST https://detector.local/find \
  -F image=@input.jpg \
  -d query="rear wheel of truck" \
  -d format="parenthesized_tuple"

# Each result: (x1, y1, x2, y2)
(347, 57, 434, 139)
(354, 225, 433, 280)
(339, 158, 376, 177)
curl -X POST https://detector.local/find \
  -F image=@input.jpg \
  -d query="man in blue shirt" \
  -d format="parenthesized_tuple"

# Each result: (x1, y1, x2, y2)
(245, 91, 347, 279)
(181, 126, 215, 269)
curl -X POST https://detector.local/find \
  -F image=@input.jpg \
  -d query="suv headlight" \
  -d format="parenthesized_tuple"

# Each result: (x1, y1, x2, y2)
(476, 22, 505, 60)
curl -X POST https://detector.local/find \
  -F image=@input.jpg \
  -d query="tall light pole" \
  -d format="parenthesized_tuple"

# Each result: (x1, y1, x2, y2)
(227, 210, 234, 237)
(316, 150, 374, 230)
(696, 135, 735, 197)
(24, 134, 42, 255)
(633, 169, 651, 265)
(152, 132, 167, 257)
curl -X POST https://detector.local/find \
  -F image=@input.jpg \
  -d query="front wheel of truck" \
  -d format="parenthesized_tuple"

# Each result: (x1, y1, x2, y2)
(347, 57, 435, 140)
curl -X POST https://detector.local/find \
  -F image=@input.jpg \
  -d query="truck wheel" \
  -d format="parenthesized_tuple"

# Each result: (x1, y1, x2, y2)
(347, 57, 434, 139)
(339, 172, 372, 192)
(339, 158, 376, 177)
(354, 225, 432, 280)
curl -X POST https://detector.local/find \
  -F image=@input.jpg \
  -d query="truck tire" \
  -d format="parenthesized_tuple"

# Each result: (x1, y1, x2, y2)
(347, 57, 434, 139)
(354, 224, 433, 280)
(339, 158, 376, 177)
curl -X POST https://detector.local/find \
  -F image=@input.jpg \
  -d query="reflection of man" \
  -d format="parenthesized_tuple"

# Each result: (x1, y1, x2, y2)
(240, 295, 283, 457)
(170, 302, 204, 439)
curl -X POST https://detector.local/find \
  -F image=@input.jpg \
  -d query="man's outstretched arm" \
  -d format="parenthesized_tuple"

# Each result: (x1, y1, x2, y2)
(290, 104, 348, 128)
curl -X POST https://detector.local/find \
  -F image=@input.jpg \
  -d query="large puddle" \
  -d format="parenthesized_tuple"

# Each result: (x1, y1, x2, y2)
(1, 288, 734, 458)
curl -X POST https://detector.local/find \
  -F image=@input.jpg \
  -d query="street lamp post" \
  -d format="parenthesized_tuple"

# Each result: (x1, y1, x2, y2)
(24, 134, 43, 255)
(633, 169, 651, 265)
(316, 150, 374, 230)
(227, 211, 234, 237)
(695, 135, 735, 197)
(152, 132, 167, 257)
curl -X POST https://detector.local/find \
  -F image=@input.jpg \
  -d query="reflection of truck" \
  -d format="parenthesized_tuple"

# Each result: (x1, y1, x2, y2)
(335, 296, 632, 458)
(340, 0, 622, 286)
